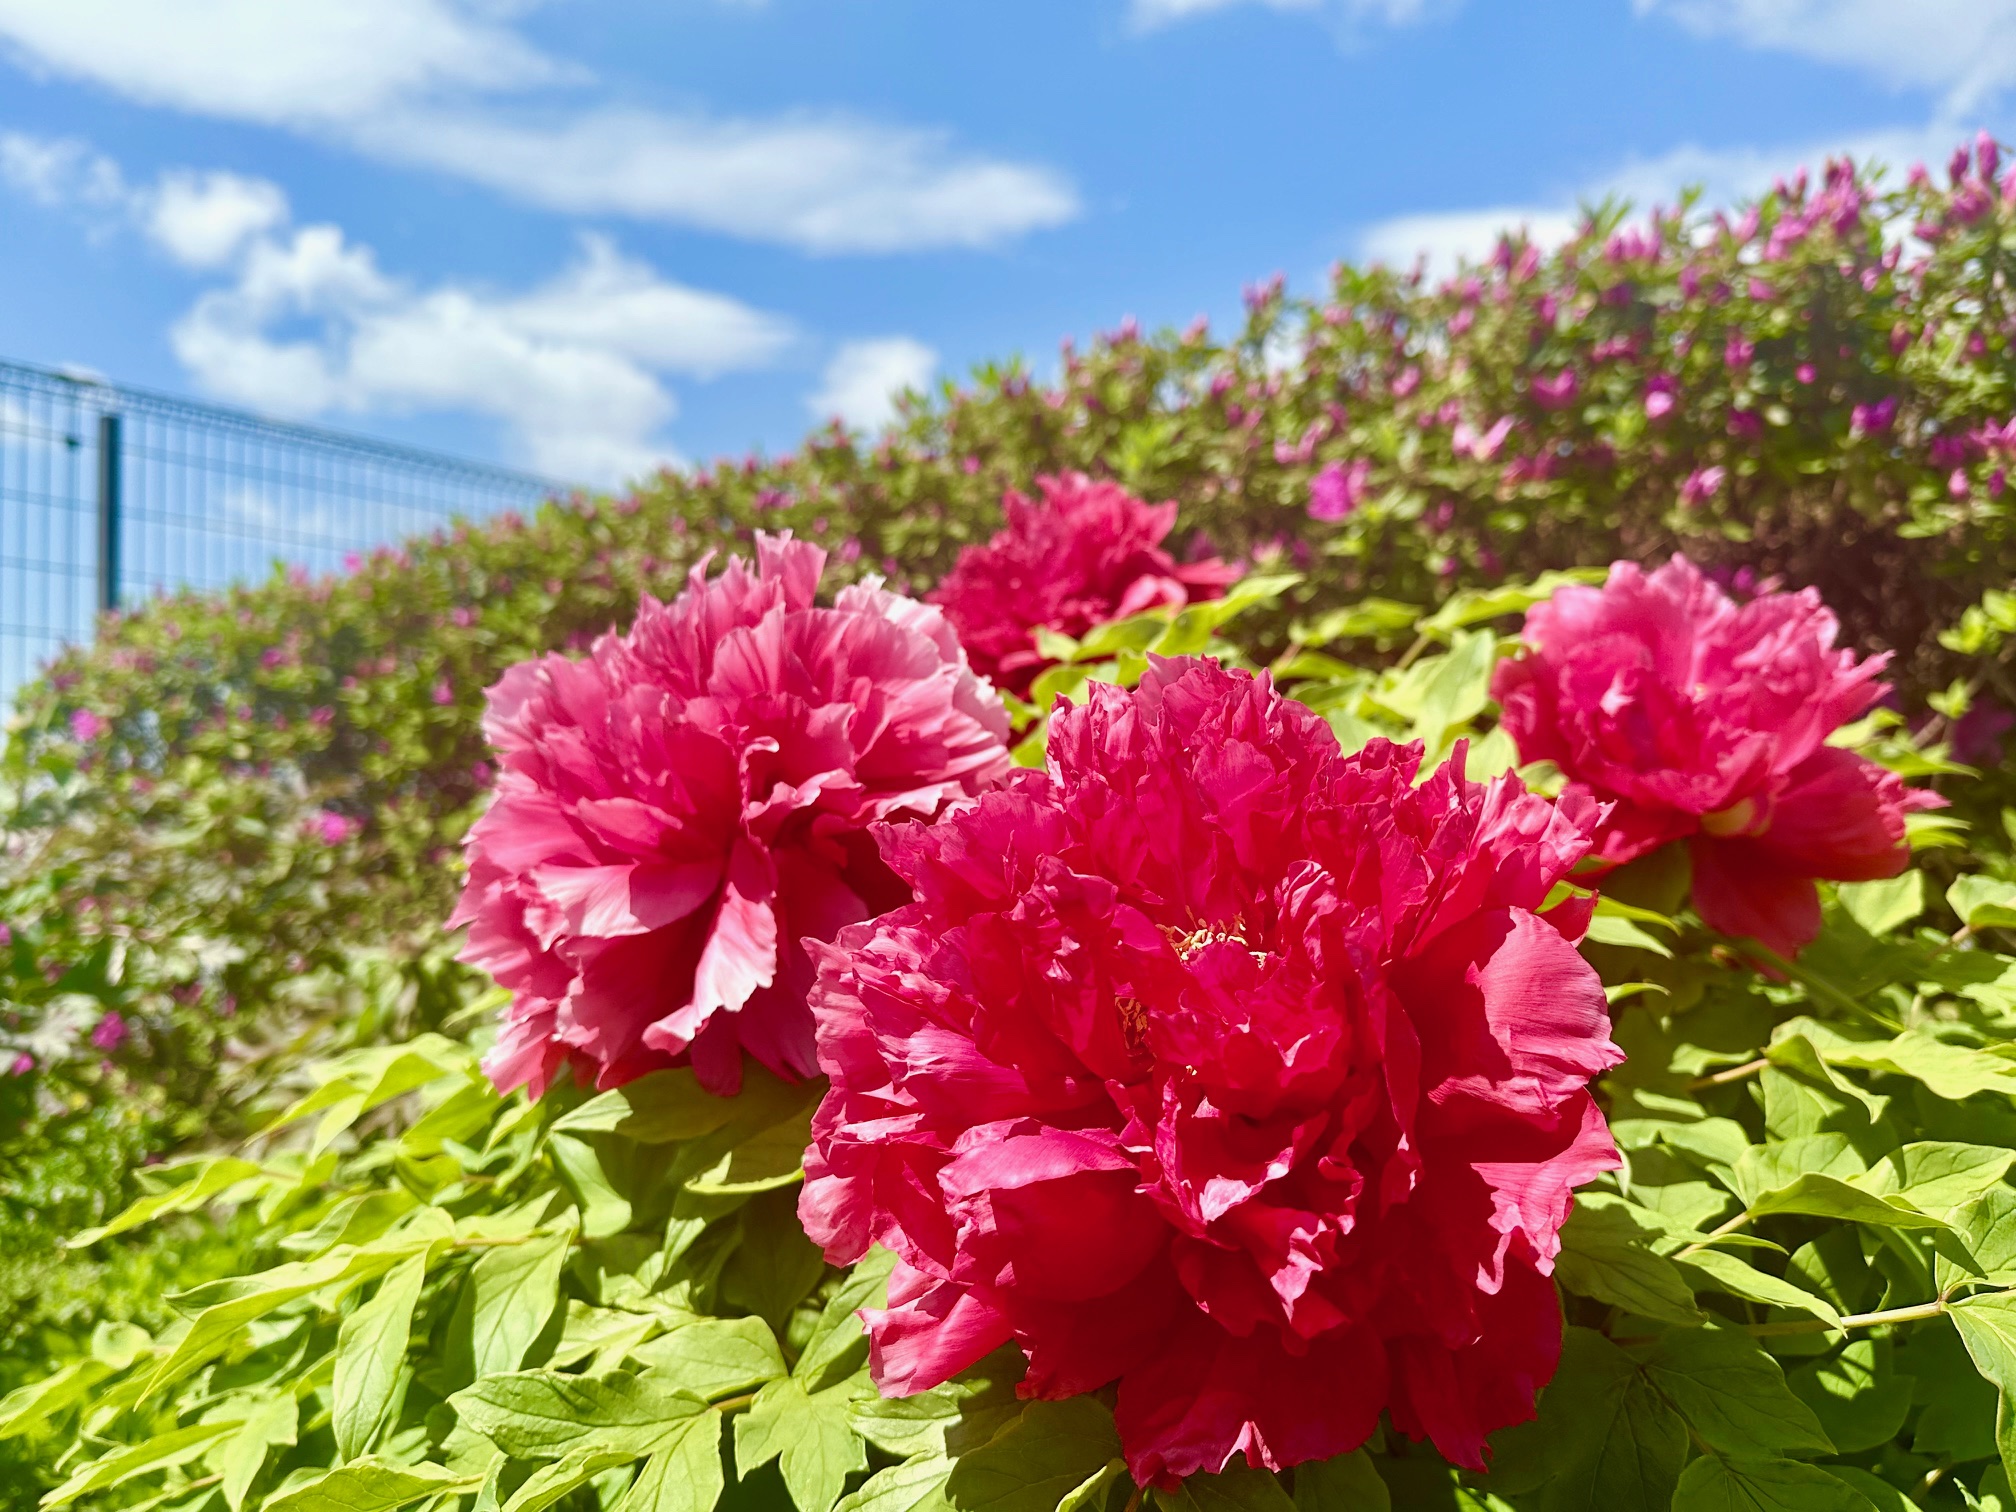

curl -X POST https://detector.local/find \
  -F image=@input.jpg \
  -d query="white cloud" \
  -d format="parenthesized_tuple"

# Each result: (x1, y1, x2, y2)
(1354, 120, 1979, 276)
(0, 0, 562, 126)
(174, 227, 792, 482)
(808, 338, 937, 433)
(0, 131, 127, 207)
(1129, 0, 1434, 31)
(353, 107, 1080, 255)
(0, 130, 795, 485)
(147, 170, 290, 269)
(1636, 0, 2016, 113)
(0, 0, 1079, 253)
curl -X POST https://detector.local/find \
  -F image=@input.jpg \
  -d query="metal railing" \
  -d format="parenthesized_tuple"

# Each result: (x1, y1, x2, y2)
(0, 358, 567, 706)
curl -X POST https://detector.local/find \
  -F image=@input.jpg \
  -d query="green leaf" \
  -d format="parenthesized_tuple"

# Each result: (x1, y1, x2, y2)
(1555, 1194, 1706, 1325)
(620, 1415, 726, 1512)
(0, 1358, 116, 1440)
(796, 1250, 896, 1393)
(1787, 1341, 1911, 1455)
(848, 1347, 1023, 1461)
(836, 1457, 956, 1512)
(67, 1156, 264, 1248)
(1952, 877, 2016, 932)
(1058, 1463, 1126, 1512)
(633, 1317, 788, 1401)
(504, 1445, 644, 1512)
(1634, 1328, 1832, 1457)
(1947, 1292, 2016, 1484)
(1290, 1452, 1388, 1512)
(332, 1250, 426, 1461)
(1418, 571, 1604, 635)
(736, 1376, 869, 1512)
(943, 1399, 1124, 1512)
(1836, 874, 1927, 937)
(1950, 1187, 2016, 1288)
(1489, 1328, 1686, 1511)
(1157, 1461, 1295, 1512)
(548, 1133, 633, 1239)
(1672, 1457, 1876, 1512)
(41, 1421, 240, 1508)
(1858, 1142, 2016, 1218)
(1676, 1249, 1843, 1327)
(1294, 598, 1421, 645)
(1798, 1024, 2016, 1103)
(721, 1188, 827, 1335)
(208, 1392, 299, 1512)
(261, 1459, 487, 1512)
(552, 1069, 741, 1144)
(1730, 1135, 1867, 1205)
(145, 1244, 423, 1403)
(451, 1370, 709, 1461)
(467, 1226, 574, 1379)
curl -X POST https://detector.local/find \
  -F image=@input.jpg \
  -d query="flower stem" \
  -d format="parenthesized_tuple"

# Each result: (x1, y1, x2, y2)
(1122, 1483, 1147, 1512)
(1742, 943, 1903, 1031)
(1742, 1298, 1947, 1337)
(1674, 1210, 1755, 1259)
(1686, 1057, 1767, 1091)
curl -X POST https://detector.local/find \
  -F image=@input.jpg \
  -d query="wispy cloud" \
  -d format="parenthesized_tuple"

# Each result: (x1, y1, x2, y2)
(807, 338, 938, 433)
(1635, 0, 2016, 115)
(0, 0, 1079, 254)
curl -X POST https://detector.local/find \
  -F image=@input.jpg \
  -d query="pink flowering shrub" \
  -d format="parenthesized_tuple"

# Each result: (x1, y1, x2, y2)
(928, 473, 1237, 696)
(800, 658, 1620, 1482)
(450, 534, 1011, 1096)
(1493, 555, 1937, 956)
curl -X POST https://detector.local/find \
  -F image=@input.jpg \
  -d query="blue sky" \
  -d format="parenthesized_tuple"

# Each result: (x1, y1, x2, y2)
(0, 0, 2005, 486)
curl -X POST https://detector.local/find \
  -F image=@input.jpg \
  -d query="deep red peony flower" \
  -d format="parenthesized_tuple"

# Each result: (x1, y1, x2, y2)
(927, 473, 1238, 697)
(449, 534, 1012, 1099)
(799, 658, 1621, 1482)
(1491, 554, 1938, 958)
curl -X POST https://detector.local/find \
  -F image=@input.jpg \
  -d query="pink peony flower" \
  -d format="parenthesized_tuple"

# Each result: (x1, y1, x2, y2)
(7, 1052, 31, 1076)
(1306, 458, 1372, 522)
(928, 474, 1238, 698)
(451, 535, 1012, 1098)
(69, 710, 105, 743)
(1493, 556, 1938, 957)
(1643, 373, 1679, 420)
(91, 1012, 128, 1052)
(801, 659, 1620, 1483)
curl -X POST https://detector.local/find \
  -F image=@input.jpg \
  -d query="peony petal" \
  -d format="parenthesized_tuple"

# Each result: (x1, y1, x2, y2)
(863, 1269, 1015, 1396)
(1689, 835, 1823, 957)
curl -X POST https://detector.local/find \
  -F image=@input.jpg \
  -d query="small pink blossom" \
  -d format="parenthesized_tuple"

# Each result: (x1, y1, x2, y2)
(1644, 373, 1679, 421)
(307, 811, 357, 845)
(7, 1053, 31, 1077)
(69, 710, 105, 743)
(1307, 458, 1372, 522)
(1530, 370, 1580, 410)
(432, 680, 454, 706)
(1452, 416, 1514, 461)
(91, 1013, 128, 1052)
(1680, 465, 1727, 508)
(1851, 396, 1898, 437)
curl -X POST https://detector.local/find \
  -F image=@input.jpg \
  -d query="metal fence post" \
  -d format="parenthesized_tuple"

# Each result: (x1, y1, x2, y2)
(96, 410, 121, 614)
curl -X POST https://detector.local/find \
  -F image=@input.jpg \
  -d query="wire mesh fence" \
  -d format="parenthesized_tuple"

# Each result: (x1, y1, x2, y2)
(0, 357, 565, 708)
